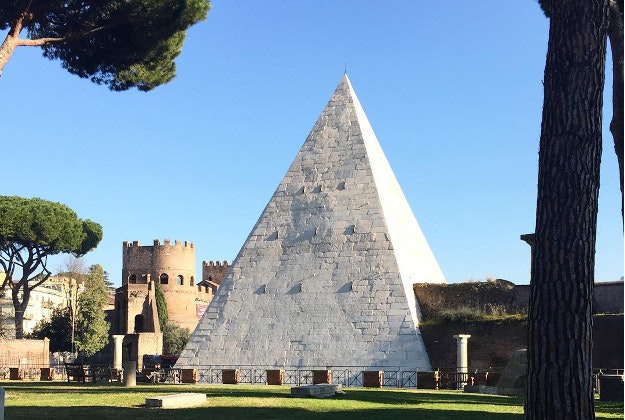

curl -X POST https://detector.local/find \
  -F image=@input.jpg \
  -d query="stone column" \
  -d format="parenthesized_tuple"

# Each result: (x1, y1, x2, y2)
(454, 334, 471, 389)
(112, 335, 124, 370)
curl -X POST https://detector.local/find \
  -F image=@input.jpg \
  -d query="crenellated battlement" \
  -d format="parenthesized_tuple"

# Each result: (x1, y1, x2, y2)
(203, 260, 229, 267)
(119, 238, 208, 335)
(123, 239, 194, 249)
(202, 260, 230, 286)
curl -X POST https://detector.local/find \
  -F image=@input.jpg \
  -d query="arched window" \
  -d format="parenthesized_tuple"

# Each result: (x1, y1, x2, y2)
(177, 275, 184, 285)
(190, 276, 195, 286)
(129, 274, 137, 284)
(134, 314, 144, 333)
(160, 273, 169, 284)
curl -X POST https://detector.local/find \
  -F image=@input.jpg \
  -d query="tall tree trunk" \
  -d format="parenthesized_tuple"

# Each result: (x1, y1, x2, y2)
(608, 1, 624, 221)
(525, 0, 609, 419)
(11, 286, 28, 339)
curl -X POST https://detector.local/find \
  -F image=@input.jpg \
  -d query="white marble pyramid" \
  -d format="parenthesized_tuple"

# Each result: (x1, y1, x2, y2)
(177, 74, 446, 370)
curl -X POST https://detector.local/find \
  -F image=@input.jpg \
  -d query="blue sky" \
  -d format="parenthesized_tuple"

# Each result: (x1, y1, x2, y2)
(1, 1, 622, 286)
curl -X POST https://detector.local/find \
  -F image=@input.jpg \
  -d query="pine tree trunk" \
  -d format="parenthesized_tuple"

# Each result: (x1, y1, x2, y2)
(607, 1, 624, 220)
(525, 1, 609, 419)
(11, 282, 29, 340)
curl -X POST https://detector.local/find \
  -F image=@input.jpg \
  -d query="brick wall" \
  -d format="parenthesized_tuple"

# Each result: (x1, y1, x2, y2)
(0, 338, 50, 366)
(420, 315, 623, 371)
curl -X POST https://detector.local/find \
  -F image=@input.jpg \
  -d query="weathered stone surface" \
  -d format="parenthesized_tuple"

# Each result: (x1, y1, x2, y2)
(145, 393, 206, 408)
(177, 74, 445, 371)
(291, 384, 345, 398)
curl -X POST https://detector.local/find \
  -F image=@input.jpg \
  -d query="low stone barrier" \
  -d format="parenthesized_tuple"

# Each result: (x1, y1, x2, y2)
(291, 384, 344, 398)
(145, 393, 206, 408)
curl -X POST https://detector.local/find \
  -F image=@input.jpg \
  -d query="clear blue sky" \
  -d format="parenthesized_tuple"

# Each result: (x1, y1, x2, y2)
(1, 1, 622, 286)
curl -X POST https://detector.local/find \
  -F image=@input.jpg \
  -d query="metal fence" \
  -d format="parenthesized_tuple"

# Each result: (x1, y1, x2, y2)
(1, 362, 620, 392)
(177, 365, 423, 388)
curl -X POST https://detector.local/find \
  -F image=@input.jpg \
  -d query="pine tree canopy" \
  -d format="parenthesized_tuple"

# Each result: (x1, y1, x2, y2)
(0, 0, 211, 91)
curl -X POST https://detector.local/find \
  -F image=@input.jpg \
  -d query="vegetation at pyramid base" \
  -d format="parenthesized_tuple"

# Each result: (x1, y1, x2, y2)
(0, 0, 211, 91)
(162, 322, 191, 355)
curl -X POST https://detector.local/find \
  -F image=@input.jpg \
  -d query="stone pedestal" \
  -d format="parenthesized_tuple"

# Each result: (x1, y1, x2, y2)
(123, 361, 137, 387)
(112, 335, 124, 370)
(454, 334, 471, 389)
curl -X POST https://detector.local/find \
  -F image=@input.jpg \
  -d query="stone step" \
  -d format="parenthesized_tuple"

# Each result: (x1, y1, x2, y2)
(145, 393, 206, 408)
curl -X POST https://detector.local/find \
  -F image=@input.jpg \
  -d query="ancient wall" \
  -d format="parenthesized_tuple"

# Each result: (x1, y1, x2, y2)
(114, 283, 159, 335)
(202, 260, 229, 285)
(119, 240, 229, 334)
(122, 239, 196, 287)
(420, 315, 623, 371)
(0, 338, 50, 367)
(414, 280, 623, 319)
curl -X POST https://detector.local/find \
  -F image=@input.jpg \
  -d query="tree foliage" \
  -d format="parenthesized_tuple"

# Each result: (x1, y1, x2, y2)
(153, 281, 189, 354)
(162, 322, 191, 355)
(0, 0, 211, 91)
(154, 282, 168, 329)
(0, 196, 102, 338)
(75, 264, 109, 356)
(28, 307, 73, 352)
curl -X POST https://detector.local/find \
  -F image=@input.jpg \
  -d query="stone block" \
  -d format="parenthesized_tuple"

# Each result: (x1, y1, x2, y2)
(291, 384, 344, 398)
(417, 371, 439, 389)
(9, 368, 21, 380)
(181, 369, 197, 384)
(40, 367, 54, 381)
(266, 369, 284, 385)
(222, 369, 239, 384)
(362, 370, 383, 388)
(145, 393, 206, 408)
(599, 375, 624, 401)
(312, 370, 332, 384)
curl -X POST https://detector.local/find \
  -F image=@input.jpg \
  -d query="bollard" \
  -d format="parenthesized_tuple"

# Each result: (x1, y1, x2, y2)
(0, 386, 5, 420)
(123, 361, 137, 387)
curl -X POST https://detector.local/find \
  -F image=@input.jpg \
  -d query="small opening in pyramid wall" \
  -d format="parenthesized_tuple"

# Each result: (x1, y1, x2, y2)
(338, 181, 346, 190)
(345, 225, 355, 235)
(313, 185, 322, 193)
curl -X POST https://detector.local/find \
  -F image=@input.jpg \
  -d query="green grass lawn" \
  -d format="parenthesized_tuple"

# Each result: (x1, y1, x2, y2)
(1, 382, 622, 420)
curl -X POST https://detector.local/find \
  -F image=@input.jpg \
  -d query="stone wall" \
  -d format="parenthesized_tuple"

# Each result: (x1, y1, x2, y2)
(202, 260, 229, 286)
(414, 280, 623, 319)
(119, 239, 218, 333)
(420, 315, 623, 371)
(0, 338, 50, 366)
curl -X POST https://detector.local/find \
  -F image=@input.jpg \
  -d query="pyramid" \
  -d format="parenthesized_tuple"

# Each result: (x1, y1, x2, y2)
(178, 74, 446, 370)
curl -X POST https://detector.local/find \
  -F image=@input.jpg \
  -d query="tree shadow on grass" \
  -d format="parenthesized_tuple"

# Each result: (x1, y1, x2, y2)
(338, 388, 524, 408)
(4, 404, 524, 420)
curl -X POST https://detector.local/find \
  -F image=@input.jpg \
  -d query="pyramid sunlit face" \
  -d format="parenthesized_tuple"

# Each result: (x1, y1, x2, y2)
(177, 74, 446, 374)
